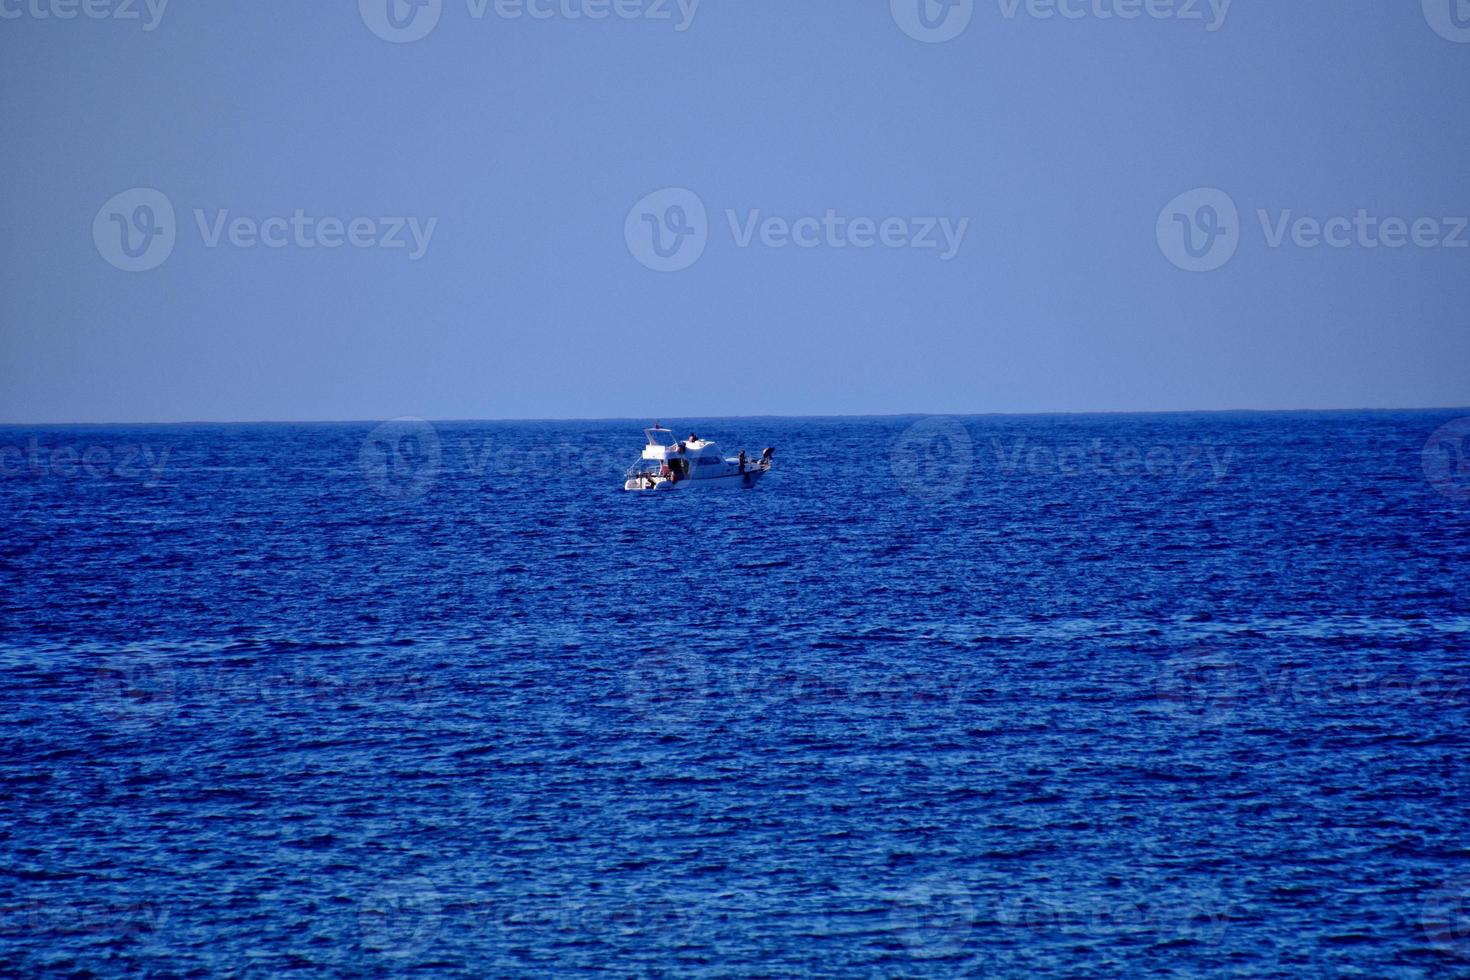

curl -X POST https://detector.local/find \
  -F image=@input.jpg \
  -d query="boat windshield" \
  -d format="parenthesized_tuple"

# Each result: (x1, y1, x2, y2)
(645, 428, 677, 447)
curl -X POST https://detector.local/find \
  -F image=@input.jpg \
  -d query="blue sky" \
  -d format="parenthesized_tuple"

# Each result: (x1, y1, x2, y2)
(1, 1, 1467, 422)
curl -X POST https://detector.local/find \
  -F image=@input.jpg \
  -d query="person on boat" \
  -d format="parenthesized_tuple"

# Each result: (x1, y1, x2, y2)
(738, 450, 747, 473)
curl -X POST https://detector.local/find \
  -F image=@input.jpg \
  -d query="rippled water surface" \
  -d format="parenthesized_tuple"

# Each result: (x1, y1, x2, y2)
(3, 412, 1470, 976)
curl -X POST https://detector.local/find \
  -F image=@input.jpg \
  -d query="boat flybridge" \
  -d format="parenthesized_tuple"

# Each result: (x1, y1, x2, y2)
(623, 425, 774, 491)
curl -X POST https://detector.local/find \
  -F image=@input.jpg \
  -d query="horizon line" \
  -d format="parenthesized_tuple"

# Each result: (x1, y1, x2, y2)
(3, 404, 1469, 427)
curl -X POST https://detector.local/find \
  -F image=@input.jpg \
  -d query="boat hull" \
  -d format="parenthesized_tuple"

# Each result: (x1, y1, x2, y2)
(623, 468, 769, 492)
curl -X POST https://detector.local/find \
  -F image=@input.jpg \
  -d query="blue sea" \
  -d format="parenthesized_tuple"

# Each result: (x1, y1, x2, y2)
(3, 411, 1470, 976)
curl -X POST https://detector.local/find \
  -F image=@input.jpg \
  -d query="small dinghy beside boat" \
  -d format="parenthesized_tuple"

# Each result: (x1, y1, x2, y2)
(623, 425, 773, 491)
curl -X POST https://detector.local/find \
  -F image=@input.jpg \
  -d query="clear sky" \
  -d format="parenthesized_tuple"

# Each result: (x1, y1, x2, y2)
(2, 1, 1467, 422)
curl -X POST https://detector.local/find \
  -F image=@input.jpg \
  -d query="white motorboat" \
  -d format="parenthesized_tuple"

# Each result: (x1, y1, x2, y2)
(623, 425, 773, 491)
